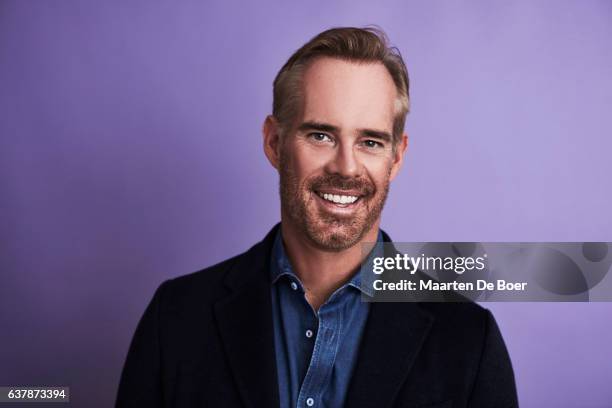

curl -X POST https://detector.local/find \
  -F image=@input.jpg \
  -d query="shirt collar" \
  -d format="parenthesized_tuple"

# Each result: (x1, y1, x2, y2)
(270, 226, 384, 297)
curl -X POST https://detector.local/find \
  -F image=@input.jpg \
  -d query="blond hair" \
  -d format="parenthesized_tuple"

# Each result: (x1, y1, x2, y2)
(272, 27, 410, 143)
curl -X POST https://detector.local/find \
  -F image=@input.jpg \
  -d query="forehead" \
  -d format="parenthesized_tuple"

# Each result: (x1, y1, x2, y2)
(300, 57, 397, 132)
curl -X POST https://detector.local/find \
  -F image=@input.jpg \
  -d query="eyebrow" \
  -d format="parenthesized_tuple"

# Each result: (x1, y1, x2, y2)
(297, 121, 393, 143)
(297, 121, 339, 134)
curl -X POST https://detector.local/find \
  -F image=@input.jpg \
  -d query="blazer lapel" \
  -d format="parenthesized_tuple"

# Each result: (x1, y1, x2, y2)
(345, 301, 434, 408)
(346, 230, 435, 408)
(213, 226, 281, 408)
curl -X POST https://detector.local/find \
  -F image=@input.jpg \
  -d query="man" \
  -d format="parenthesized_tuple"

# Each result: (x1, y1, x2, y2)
(117, 27, 518, 408)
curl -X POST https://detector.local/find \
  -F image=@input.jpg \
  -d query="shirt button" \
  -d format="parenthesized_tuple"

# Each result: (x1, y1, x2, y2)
(290, 282, 298, 290)
(306, 397, 315, 406)
(305, 329, 313, 338)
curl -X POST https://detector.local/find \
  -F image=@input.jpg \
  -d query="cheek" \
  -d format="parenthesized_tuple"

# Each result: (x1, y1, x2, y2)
(290, 142, 330, 178)
(361, 155, 393, 184)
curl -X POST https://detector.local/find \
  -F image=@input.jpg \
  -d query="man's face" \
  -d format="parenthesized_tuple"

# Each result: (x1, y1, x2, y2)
(271, 57, 406, 251)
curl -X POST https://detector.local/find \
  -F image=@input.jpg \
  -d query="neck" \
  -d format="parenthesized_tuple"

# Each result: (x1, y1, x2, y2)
(280, 218, 380, 311)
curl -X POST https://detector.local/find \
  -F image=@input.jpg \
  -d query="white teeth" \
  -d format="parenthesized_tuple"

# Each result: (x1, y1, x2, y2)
(320, 193, 359, 204)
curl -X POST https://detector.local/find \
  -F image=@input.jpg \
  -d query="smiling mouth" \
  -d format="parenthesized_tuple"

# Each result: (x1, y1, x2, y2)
(315, 191, 361, 206)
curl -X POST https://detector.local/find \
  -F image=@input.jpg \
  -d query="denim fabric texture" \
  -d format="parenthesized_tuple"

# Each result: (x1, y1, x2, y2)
(270, 228, 382, 408)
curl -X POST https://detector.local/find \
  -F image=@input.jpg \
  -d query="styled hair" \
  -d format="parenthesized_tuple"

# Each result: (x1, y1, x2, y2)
(272, 26, 410, 143)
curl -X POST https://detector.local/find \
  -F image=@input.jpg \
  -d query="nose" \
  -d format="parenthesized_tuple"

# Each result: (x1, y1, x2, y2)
(325, 142, 360, 177)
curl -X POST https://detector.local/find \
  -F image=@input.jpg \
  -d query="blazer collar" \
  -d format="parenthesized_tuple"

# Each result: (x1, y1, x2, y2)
(213, 223, 281, 408)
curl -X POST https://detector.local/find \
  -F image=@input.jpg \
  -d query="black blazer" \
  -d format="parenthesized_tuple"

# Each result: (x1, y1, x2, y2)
(116, 224, 518, 408)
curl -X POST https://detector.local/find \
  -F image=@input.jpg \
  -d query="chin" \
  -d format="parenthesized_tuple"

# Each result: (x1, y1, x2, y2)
(304, 219, 367, 252)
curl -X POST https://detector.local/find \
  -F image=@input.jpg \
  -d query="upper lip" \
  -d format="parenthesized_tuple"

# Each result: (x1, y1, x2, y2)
(315, 189, 363, 196)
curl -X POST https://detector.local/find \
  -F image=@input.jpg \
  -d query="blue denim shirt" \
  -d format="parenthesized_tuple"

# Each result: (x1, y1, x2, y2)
(270, 229, 381, 408)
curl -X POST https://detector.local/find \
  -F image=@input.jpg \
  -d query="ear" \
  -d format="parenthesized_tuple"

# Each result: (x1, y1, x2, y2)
(263, 115, 282, 170)
(389, 132, 408, 181)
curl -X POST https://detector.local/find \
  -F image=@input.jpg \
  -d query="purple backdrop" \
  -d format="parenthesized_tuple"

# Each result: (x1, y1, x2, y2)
(1, 1, 611, 407)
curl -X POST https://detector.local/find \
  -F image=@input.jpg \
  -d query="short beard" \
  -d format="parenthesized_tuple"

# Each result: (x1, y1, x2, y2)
(278, 153, 391, 252)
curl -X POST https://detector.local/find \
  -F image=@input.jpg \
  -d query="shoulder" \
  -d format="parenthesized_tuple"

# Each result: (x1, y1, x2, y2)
(163, 254, 242, 301)
(415, 301, 506, 368)
(420, 301, 493, 336)
(141, 254, 243, 319)
(152, 224, 280, 311)
(379, 232, 496, 338)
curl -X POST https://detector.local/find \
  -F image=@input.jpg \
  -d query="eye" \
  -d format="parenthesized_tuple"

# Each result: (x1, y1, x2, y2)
(362, 139, 384, 149)
(308, 133, 333, 143)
